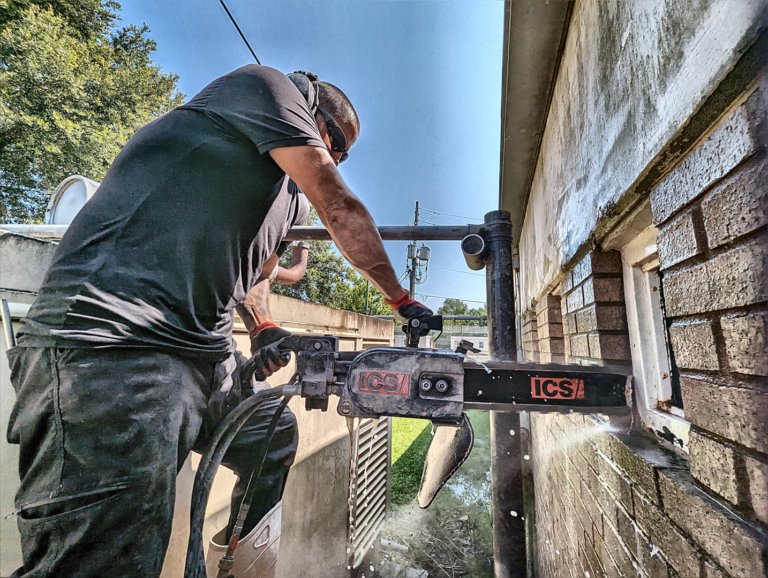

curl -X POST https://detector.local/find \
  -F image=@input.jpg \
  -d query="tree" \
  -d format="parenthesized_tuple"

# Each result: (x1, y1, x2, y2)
(270, 209, 390, 316)
(437, 298, 487, 326)
(0, 1, 184, 222)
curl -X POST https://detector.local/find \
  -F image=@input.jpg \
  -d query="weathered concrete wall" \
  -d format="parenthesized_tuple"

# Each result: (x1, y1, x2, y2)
(518, 0, 766, 309)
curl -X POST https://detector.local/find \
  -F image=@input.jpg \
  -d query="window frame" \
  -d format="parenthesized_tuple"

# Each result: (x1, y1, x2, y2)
(620, 225, 690, 451)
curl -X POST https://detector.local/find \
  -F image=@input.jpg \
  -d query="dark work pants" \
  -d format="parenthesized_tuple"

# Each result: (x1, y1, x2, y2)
(6, 346, 298, 578)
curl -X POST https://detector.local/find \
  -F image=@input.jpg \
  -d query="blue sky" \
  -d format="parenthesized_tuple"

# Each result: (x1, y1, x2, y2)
(119, 0, 504, 309)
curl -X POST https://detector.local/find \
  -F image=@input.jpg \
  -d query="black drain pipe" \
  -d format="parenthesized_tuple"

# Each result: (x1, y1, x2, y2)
(483, 210, 526, 578)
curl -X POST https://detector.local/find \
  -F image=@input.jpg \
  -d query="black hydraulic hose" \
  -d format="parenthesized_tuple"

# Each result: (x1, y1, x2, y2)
(184, 386, 286, 578)
(214, 395, 292, 578)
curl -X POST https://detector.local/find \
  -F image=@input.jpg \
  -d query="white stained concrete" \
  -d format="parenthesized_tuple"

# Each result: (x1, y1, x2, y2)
(516, 0, 766, 308)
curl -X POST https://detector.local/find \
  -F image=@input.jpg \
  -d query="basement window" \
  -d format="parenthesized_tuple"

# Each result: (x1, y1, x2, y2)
(620, 225, 690, 451)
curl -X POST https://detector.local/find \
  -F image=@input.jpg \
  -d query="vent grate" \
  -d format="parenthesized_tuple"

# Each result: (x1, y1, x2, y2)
(348, 416, 391, 570)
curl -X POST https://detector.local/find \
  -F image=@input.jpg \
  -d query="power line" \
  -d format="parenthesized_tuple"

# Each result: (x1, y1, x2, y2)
(219, 0, 261, 64)
(431, 265, 485, 277)
(417, 294, 486, 305)
(419, 208, 483, 222)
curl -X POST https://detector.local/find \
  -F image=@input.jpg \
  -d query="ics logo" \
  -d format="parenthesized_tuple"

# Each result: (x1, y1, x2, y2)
(358, 372, 410, 396)
(531, 377, 585, 400)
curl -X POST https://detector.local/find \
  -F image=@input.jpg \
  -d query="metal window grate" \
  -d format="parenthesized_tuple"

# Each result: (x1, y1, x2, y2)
(348, 417, 391, 570)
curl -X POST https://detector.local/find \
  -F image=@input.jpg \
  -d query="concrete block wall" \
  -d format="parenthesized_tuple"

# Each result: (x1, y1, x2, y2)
(558, 251, 632, 367)
(649, 78, 768, 531)
(522, 309, 540, 362)
(536, 294, 565, 363)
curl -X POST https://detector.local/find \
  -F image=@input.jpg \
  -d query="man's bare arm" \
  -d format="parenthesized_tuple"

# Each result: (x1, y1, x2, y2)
(269, 145, 406, 301)
(273, 244, 309, 285)
(235, 280, 272, 335)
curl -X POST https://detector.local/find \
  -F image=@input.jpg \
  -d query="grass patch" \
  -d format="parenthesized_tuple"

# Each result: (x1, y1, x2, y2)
(383, 411, 494, 577)
(390, 418, 432, 506)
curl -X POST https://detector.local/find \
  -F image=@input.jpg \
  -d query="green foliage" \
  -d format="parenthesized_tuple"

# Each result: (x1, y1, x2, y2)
(437, 298, 487, 326)
(271, 209, 390, 316)
(0, 1, 184, 222)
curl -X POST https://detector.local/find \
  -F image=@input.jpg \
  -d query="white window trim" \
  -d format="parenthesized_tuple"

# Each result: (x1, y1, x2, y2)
(620, 225, 690, 451)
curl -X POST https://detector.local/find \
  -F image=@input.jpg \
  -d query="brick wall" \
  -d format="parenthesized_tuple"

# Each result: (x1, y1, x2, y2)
(558, 251, 631, 367)
(522, 309, 540, 362)
(536, 294, 565, 363)
(650, 77, 768, 531)
(529, 76, 768, 577)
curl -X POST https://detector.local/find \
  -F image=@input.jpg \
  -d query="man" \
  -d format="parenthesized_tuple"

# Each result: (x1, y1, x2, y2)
(7, 64, 431, 577)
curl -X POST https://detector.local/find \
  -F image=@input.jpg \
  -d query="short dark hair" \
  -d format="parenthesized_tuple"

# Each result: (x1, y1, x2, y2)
(318, 81, 360, 136)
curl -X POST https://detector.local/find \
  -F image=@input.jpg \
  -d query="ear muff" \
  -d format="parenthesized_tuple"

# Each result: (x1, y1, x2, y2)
(287, 70, 319, 115)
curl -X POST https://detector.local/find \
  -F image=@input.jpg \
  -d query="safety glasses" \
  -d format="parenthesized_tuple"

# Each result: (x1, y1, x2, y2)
(318, 107, 349, 163)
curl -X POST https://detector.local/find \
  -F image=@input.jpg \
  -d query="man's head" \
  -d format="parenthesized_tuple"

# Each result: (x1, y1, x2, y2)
(315, 81, 359, 166)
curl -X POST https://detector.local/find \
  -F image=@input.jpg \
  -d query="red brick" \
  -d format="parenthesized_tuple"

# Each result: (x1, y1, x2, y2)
(560, 270, 574, 295)
(539, 322, 564, 339)
(595, 304, 628, 331)
(688, 429, 768, 526)
(657, 211, 702, 269)
(662, 239, 768, 317)
(657, 469, 768, 578)
(615, 504, 671, 578)
(688, 429, 739, 504)
(537, 292, 561, 314)
(582, 277, 624, 304)
(680, 375, 768, 453)
(609, 438, 660, 505)
(588, 333, 631, 360)
(602, 522, 643, 578)
(567, 286, 585, 313)
(573, 251, 623, 286)
(564, 312, 578, 335)
(539, 337, 565, 355)
(721, 310, 768, 376)
(538, 304, 563, 326)
(633, 493, 701, 578)
(651, 100, 757, 226)
(571, 334, 590, 357)
(668, 321, 719, 371)
(745, 454, 768, 526)
(595, 453, 634, 515)
(702, 156, 768, 249)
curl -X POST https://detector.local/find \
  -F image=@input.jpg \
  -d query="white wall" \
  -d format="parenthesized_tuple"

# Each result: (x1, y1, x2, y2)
(517, 0, 766, 308)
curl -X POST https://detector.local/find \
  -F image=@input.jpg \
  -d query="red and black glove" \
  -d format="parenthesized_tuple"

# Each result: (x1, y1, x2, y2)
(247, 321, 294, 381)
(385, 290, 433, 324)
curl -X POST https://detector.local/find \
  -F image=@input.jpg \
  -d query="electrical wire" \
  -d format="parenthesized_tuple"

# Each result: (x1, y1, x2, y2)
(419, 208, 483, 222)
(418, 294, 486, 305)
(219, 0, 261, 64)
(431, 265, 485, 277)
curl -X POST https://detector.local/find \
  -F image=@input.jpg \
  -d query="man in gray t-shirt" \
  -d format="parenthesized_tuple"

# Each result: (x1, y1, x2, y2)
(7, 65, 432, 577)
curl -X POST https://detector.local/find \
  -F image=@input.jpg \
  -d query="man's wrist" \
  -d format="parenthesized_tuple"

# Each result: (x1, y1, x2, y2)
(385, 288, 411, 309)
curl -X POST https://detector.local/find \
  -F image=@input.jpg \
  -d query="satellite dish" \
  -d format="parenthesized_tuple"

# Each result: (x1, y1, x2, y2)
(44, 176, 100, 225)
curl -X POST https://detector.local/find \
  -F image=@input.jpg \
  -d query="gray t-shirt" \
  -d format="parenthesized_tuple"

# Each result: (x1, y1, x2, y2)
(19, 65, 320, 360)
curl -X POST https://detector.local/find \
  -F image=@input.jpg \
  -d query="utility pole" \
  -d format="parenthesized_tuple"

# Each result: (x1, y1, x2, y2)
(364, 280, 370, 315)
(408, 201, 419, 297)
